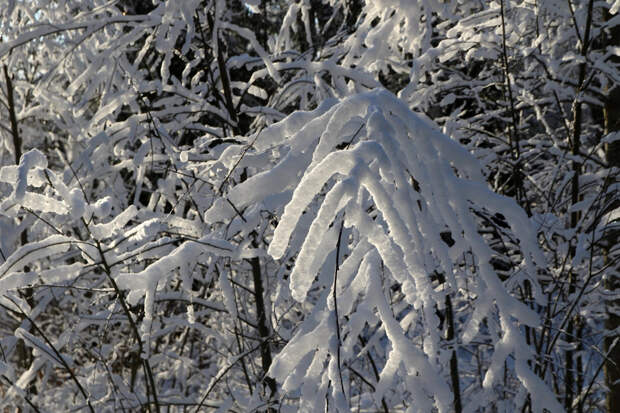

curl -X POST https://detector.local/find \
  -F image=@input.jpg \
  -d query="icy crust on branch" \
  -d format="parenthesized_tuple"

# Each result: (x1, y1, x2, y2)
(209, 88, 557, 412)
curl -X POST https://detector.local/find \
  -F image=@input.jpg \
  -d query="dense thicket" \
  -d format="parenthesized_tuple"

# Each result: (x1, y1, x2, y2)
(0, 1, 618, 412)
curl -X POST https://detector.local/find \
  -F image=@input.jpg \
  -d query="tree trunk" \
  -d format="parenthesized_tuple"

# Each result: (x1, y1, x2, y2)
(603, 7, 620, 411)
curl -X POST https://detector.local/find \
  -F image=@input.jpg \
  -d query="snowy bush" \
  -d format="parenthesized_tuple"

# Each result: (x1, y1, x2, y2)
(0, 1, 618, 412)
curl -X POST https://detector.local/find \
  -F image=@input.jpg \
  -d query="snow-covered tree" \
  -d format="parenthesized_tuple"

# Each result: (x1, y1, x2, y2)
(0, 0, 618, 412)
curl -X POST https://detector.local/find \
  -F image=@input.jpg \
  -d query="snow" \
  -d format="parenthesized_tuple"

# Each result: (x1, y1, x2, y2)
(220, 22, 281, 83)
(218, 267, 237, 318)
(258, 87, 554, 411)
(0, 1, 599, 411)
(90, 205, 139, 240)
(15, 328, 73, 368)
(15, 192, 69, 215)
(0, 235, 72, 279)
(11, 149, 48, 203)
(244, 0, 262, 14)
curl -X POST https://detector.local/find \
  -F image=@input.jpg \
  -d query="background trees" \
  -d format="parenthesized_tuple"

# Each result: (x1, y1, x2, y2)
(0, 0, 618, 412)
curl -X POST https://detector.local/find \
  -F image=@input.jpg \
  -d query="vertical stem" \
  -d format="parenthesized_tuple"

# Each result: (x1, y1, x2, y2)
(445, 294, 462, 413)
(94, 238, 160, 413)
(249, 256, 277, 400)
(333, 218, 346, 397)
(207, 11, 239, 136)
(357, 335, 389, 413)
(603, 2, 620, 409)
(565, 1, 594, 410)
(3, 65, 22, 166)
(3, 64, 26, 247)
(4, 63, 33, 374)
(499, 0, 520, 160)
(565, 322, 575, 411)
(576, 321, 584, 413)
(499, 0, 531, 215)
(207, 8, 276, 404)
